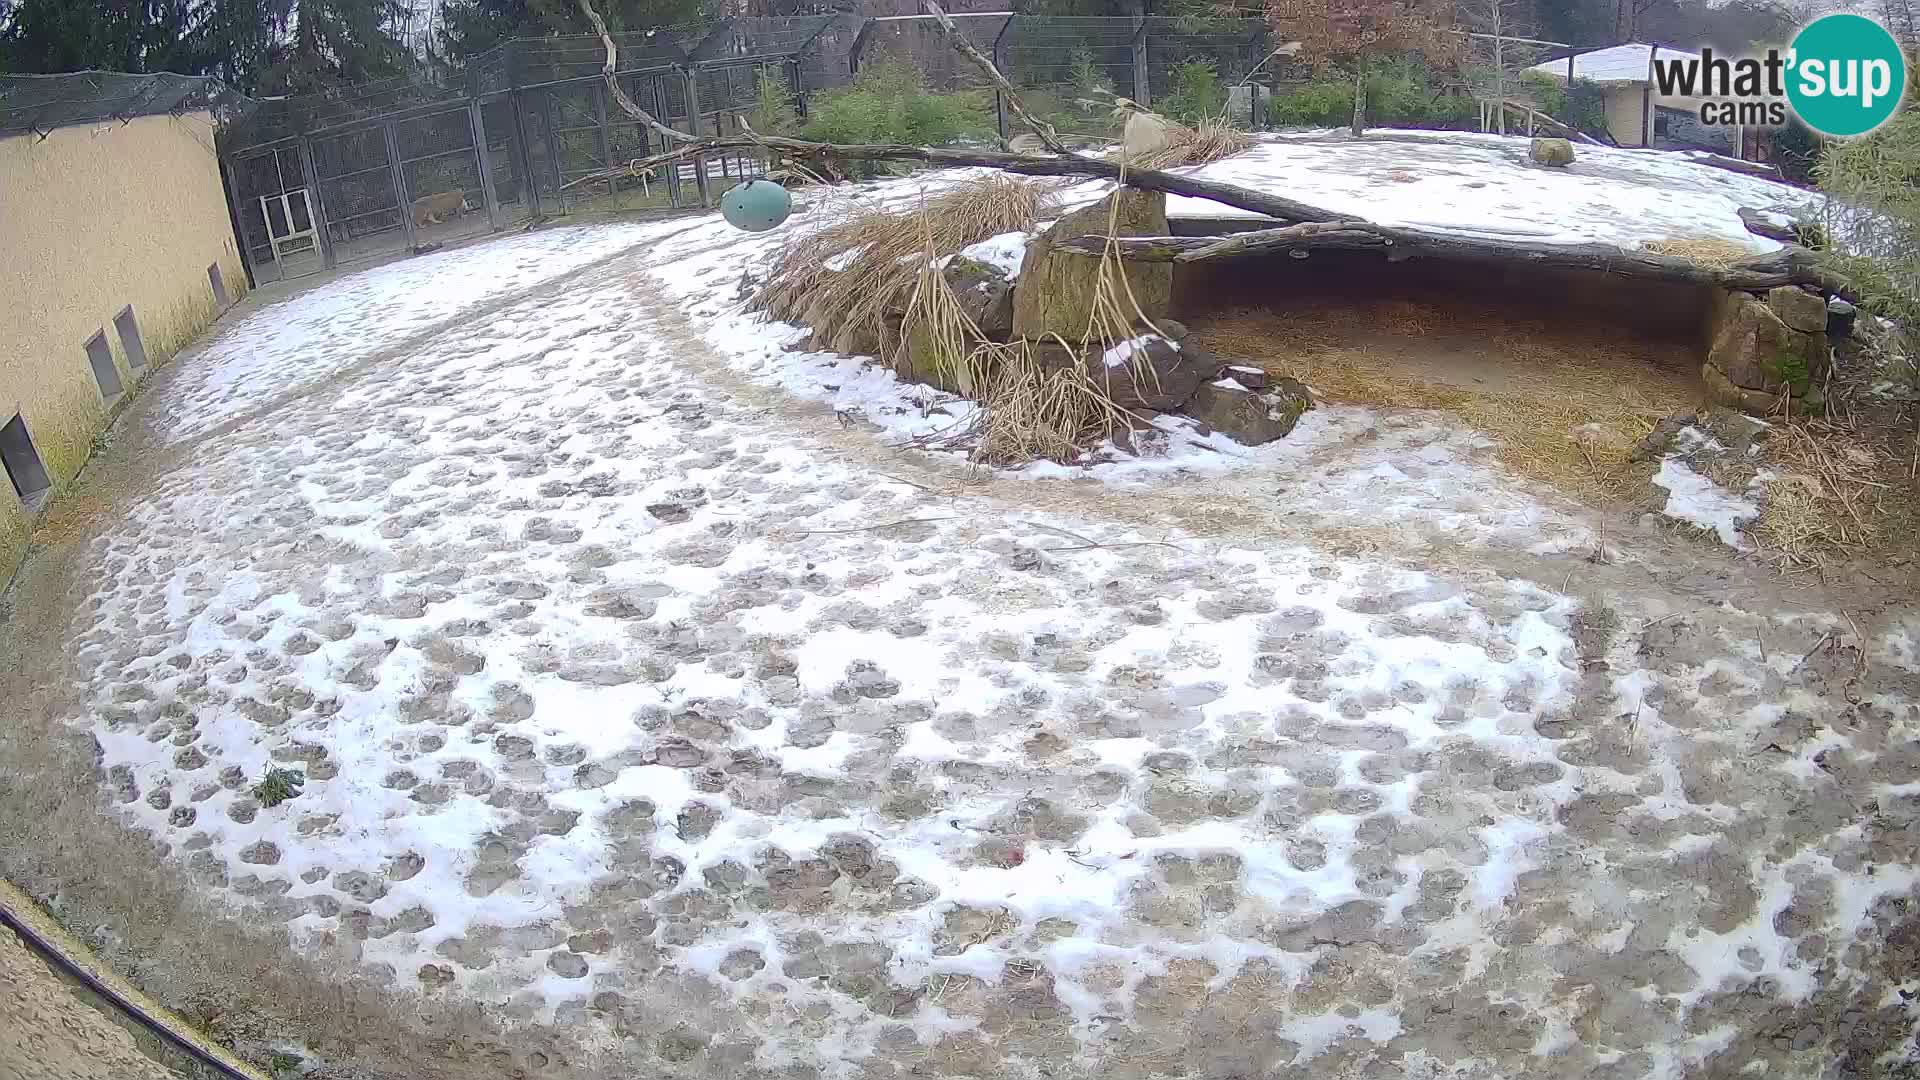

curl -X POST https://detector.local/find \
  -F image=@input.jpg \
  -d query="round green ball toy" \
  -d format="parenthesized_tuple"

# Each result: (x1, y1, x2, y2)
(720, 179, 792, 233)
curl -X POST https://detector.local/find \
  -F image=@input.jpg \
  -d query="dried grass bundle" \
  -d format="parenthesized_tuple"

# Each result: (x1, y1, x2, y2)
(1118, 117, 1256, 170)
(755, 175, 1049, 358)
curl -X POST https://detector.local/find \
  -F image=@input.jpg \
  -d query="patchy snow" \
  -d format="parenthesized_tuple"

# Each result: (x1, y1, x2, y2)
(64, 144, 1920, 1080)
(149, 220, 695, 446)
(954, 231, 1032, 279)
(824, 245, 868, 272)
(1075, 130, 1817, 251)
(1101, 333, 1171, 368)
(1653, 456, 1759, 548)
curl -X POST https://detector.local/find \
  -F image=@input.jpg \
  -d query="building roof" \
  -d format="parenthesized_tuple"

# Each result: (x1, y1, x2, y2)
(0, 71, 247, 138)
(1526, 42, 1703, 86)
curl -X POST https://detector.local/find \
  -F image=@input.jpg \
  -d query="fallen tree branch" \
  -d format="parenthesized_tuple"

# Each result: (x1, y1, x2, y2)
(921, 0, 1069, 155)
(562, 135, 1348, 222)
(577, 0, 697, 144)
(1737, 206, 1800, 244)
(1056, 223, 1860, 299)
(1496, 100, 1605, 146)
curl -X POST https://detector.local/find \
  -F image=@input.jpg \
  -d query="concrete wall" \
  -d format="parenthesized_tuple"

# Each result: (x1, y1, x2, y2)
(0, 110, 247, 577)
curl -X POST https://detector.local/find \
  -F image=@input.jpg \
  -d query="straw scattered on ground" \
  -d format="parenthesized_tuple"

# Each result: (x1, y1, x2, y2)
(1187, 300, 1700, 502)
(1639, 236, 1756, 270)
(1750, 417, 1918, 576)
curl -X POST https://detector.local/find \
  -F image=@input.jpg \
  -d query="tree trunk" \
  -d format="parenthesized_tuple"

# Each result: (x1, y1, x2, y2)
(1350, 62, 1365, 138)
(1493, 35, 1506, 136)
(1053, 223, 1860, 301)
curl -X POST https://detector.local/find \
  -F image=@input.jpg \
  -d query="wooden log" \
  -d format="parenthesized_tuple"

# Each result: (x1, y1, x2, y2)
(1682, 151, 1782, 180)
(1737, 206, 1799, 244)
(1055, 223, 1854, 296)
(568, 135, 1350, 223)
(1497, 100, 1605, 146)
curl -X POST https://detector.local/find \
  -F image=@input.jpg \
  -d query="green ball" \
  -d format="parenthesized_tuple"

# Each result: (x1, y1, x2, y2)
(720, 179, 793, 233)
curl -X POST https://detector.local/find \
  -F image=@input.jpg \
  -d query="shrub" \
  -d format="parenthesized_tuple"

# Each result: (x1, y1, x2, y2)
(801, 58, 993, 157)
(1817, 101, 1920, 337)
(1267, 55, 1477, 130)
(1162, 59, 1228, 124)
(1518, 71, 1608, 136)
(749, 66, 800, 137)
(1267, 77, 1355, 127)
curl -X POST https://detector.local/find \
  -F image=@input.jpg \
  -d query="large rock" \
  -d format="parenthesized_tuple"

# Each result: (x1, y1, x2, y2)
(1705, 291, 1829, 413)
(943, 255, 1015, 341)
(1530, 138, 1575, 167)
(1034, 333, 1218, 412)
(1012, 189, 1172, 343)
(1767, 285, 1828, 334)
(1182, 373, 1315, 445)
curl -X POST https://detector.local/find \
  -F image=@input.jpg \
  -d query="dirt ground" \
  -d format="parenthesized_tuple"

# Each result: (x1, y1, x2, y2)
(4, 222, 1920, 1080)
(0, 924, 182, 1080)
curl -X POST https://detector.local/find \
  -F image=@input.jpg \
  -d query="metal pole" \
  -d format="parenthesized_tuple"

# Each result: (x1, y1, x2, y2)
(1565, 53, 1576, 126)
(992, 16, 1014, 143)
(295, 134, 336, 269)
(381, 120, 419, 252)
(593, 79, 615, 197)
(540, 87, 565, 209)
(469, 98, 503, 232)
(685, 67, 712, 206)
(511, 88, 542, 216)
(1131, 6, 1150, 108)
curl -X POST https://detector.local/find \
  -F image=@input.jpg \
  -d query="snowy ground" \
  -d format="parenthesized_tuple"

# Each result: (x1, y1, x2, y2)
(57, 136, 1920, 1079)
(1153, 129, 1819, 249)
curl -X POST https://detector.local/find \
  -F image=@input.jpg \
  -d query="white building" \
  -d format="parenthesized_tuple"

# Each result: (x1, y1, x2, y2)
(1526, 42, 1740, 155)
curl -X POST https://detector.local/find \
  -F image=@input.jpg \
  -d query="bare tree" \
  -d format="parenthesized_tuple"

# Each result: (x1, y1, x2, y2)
(1881, 0, 1917, 45)
(1457, 0, 1540, 135)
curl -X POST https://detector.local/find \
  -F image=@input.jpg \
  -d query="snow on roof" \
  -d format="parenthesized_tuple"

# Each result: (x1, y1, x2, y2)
(1526, 42, 1701, 85)
(1084, 129, 1816, 253)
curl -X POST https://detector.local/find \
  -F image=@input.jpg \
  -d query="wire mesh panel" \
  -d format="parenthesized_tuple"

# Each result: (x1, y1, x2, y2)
(394, 106, 490, 248)
(479, 98, 527, 211)
(229, 146, 320, 283)
(1004, 16, 1139, 138)
(853, 14, 1008, 91)
(1143, 16, 1273, 113)
(311, 124, 408, 265)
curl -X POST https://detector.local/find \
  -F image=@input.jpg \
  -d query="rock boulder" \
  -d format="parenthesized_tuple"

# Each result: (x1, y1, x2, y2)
(1012, 189, 1172, 343)
(943, 255, 1016, 341)
(1181, 372, 1315, 445)
(1530, 138, 1575, 167)
(1704, 291, 1829, 415)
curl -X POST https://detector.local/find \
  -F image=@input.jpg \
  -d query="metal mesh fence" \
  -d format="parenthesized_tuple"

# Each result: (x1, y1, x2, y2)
(0, 71, 247, 136)
(215, 13, 1308, 285)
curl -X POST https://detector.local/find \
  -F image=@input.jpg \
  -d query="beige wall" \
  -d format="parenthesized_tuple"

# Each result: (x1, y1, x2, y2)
(1603, 86, 1649, 147)
(0, 110, 246, 576)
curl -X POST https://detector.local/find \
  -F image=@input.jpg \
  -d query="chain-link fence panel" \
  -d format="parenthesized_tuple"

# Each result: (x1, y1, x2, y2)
(393, 106, 491, 249)
(1142, 16, 1272, 123)
(1003, 16, 1139, 140)
(228, 145, 322, 284)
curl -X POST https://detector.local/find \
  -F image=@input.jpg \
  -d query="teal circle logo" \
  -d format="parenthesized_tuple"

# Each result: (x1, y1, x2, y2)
(1786, 14, 1908, 137)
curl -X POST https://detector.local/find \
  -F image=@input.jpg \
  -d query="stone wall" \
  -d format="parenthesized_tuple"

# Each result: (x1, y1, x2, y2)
(1702, 286, 1831, 416)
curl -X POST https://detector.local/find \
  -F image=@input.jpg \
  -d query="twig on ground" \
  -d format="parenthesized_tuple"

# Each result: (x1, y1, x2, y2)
(1796, 631, 1834, 670)
(790, 516, 960, 537)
